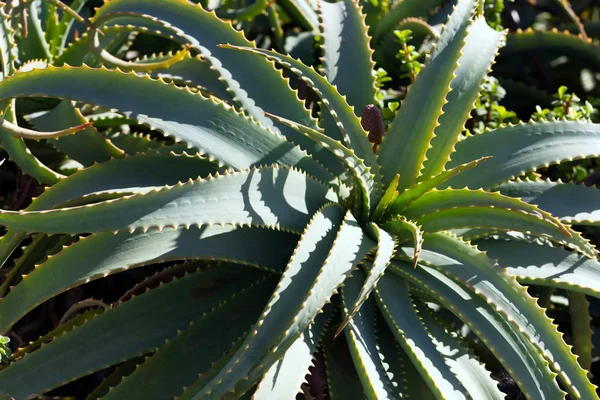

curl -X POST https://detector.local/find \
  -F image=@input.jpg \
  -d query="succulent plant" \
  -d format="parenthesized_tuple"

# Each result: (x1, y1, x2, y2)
(1, 0, 600, 399)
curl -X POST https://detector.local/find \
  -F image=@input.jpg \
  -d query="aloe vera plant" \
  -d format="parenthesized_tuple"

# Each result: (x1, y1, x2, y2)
(1, 0, 600, 398)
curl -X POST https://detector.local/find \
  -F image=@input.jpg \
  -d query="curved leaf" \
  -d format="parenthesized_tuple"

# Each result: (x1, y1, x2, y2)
(0, 66, 332, 182)
(446, 120, 600, 190)
(336, 224, 396, 336)
(402, 233, 597, 399)
(0, 226, 297, 333)
(265, 113, 376, 220)
(415, 303, 505, 399)
(193, 205, 374, 399)
(319, 0, 377, 113)
(373, 0, 444, 42)
(91, 0, 341, 172)
(400, 188, 596, 257)
(497, 179, 600, 225)
(389, 261, 564, 398)
(476, 239, 600, 299)
(503, 29, 600, 71)
(378, 0, 477, 190)
(222, 45, 380, 197)
(375, 272, 469, 398)
(341, 270, 395, 399)
(253, 306, 332, 399)
(27, 100, 124, 166)
(98, 276, 275, 400)
(420, 18, 504, 179)
(0, 265, 273, 398)
(0, 166, 337, 234)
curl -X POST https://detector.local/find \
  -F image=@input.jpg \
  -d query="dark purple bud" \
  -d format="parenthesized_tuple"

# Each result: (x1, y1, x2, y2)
(361, 104, 384, 145)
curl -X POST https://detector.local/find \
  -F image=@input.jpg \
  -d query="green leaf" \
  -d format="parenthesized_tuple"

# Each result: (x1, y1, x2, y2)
(414, 303, 505, 400)
(92, 0, 340, 172)
(371, 174, 399, 221)
(0, 226, 297, 333)
(0, 264, 273, 398)
(55, 25, 136, 67)
(222, 45, 380, 196)
(497, 179, 600, 226)
(0, 4, 18, 77)
(446, 121, 600, 190)
(375, 272, 469, 398)
(381, 216, 422, 267)
(323, 326, 365, 400)
(27, 100, 124, 166)
(50, 0, 87, 56)
(0, 102, 63, 185)
(319, 0, 377, 113)
(378, 0, 477, 191)
(15, 0, 51, 62)
(373, 0, 444, 42)
(264, 113, 376, 220)
(420, 18, 505, 179)
(336, 224, 396, 336)
(374, 314, 417, 398)
(568, 292, 593, 372)
(405, 233, 597, 399)
(0, 152, 217, 271)
(476, 239, 600, 299)
(97, 276, 275, 400)
(252, 305, 332, 399)
(341, 270, 396, 399)
(503, 29, 600, 71)
(389, 157, 491, 214)
(389, 261, 565, 398)
(147, 54, 232, 101)
(193, 205, 374, 399)
(0, 166, 337, 234)
(0, 66, 331, 181)
(278, 0, 319, 32)
(400, 188, 596, 257)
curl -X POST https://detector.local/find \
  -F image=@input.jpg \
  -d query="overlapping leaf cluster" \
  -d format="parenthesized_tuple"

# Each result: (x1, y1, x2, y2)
(0, 0, 599, 399)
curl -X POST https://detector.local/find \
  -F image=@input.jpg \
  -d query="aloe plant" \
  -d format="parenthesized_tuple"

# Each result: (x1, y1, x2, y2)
(0, 0, 600, 398)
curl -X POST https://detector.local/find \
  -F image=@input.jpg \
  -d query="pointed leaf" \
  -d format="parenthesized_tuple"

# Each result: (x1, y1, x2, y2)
(323, 325, 364, 400)
(252, 306, 332, 399)
(336, 224, 396, 336)
(265, 113, 376, 218)
(92, 0, 340, 172)
(0, 226, 296, 333)
(477, 239, 600, 299)
(389, 157, 491, 214)
(0, 265, 273, 398)
(27, 100, 124, 166)
(401, 188, 596, 257)
(381, 216, 422, 268)
(375, 272, 469, 398)
(221, 45, 380, 197)
(319, 0, 377, 112)
(401, 233, 597, 399)
(373, 0, 445, 42)
(446, 120, 600, 190)
(194, 205, 375, 399)
(415, 303, 505, 400)
(378, 0, 477, 190)
(420, 18, 505, 179)
(497, 179, 600, 225)
(0, 167, 337, 234)
(0, 66, 331, 181)
(98, 277, 275, 400)
(341, 270, 396, 399)
(389, 261, 565, 399)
